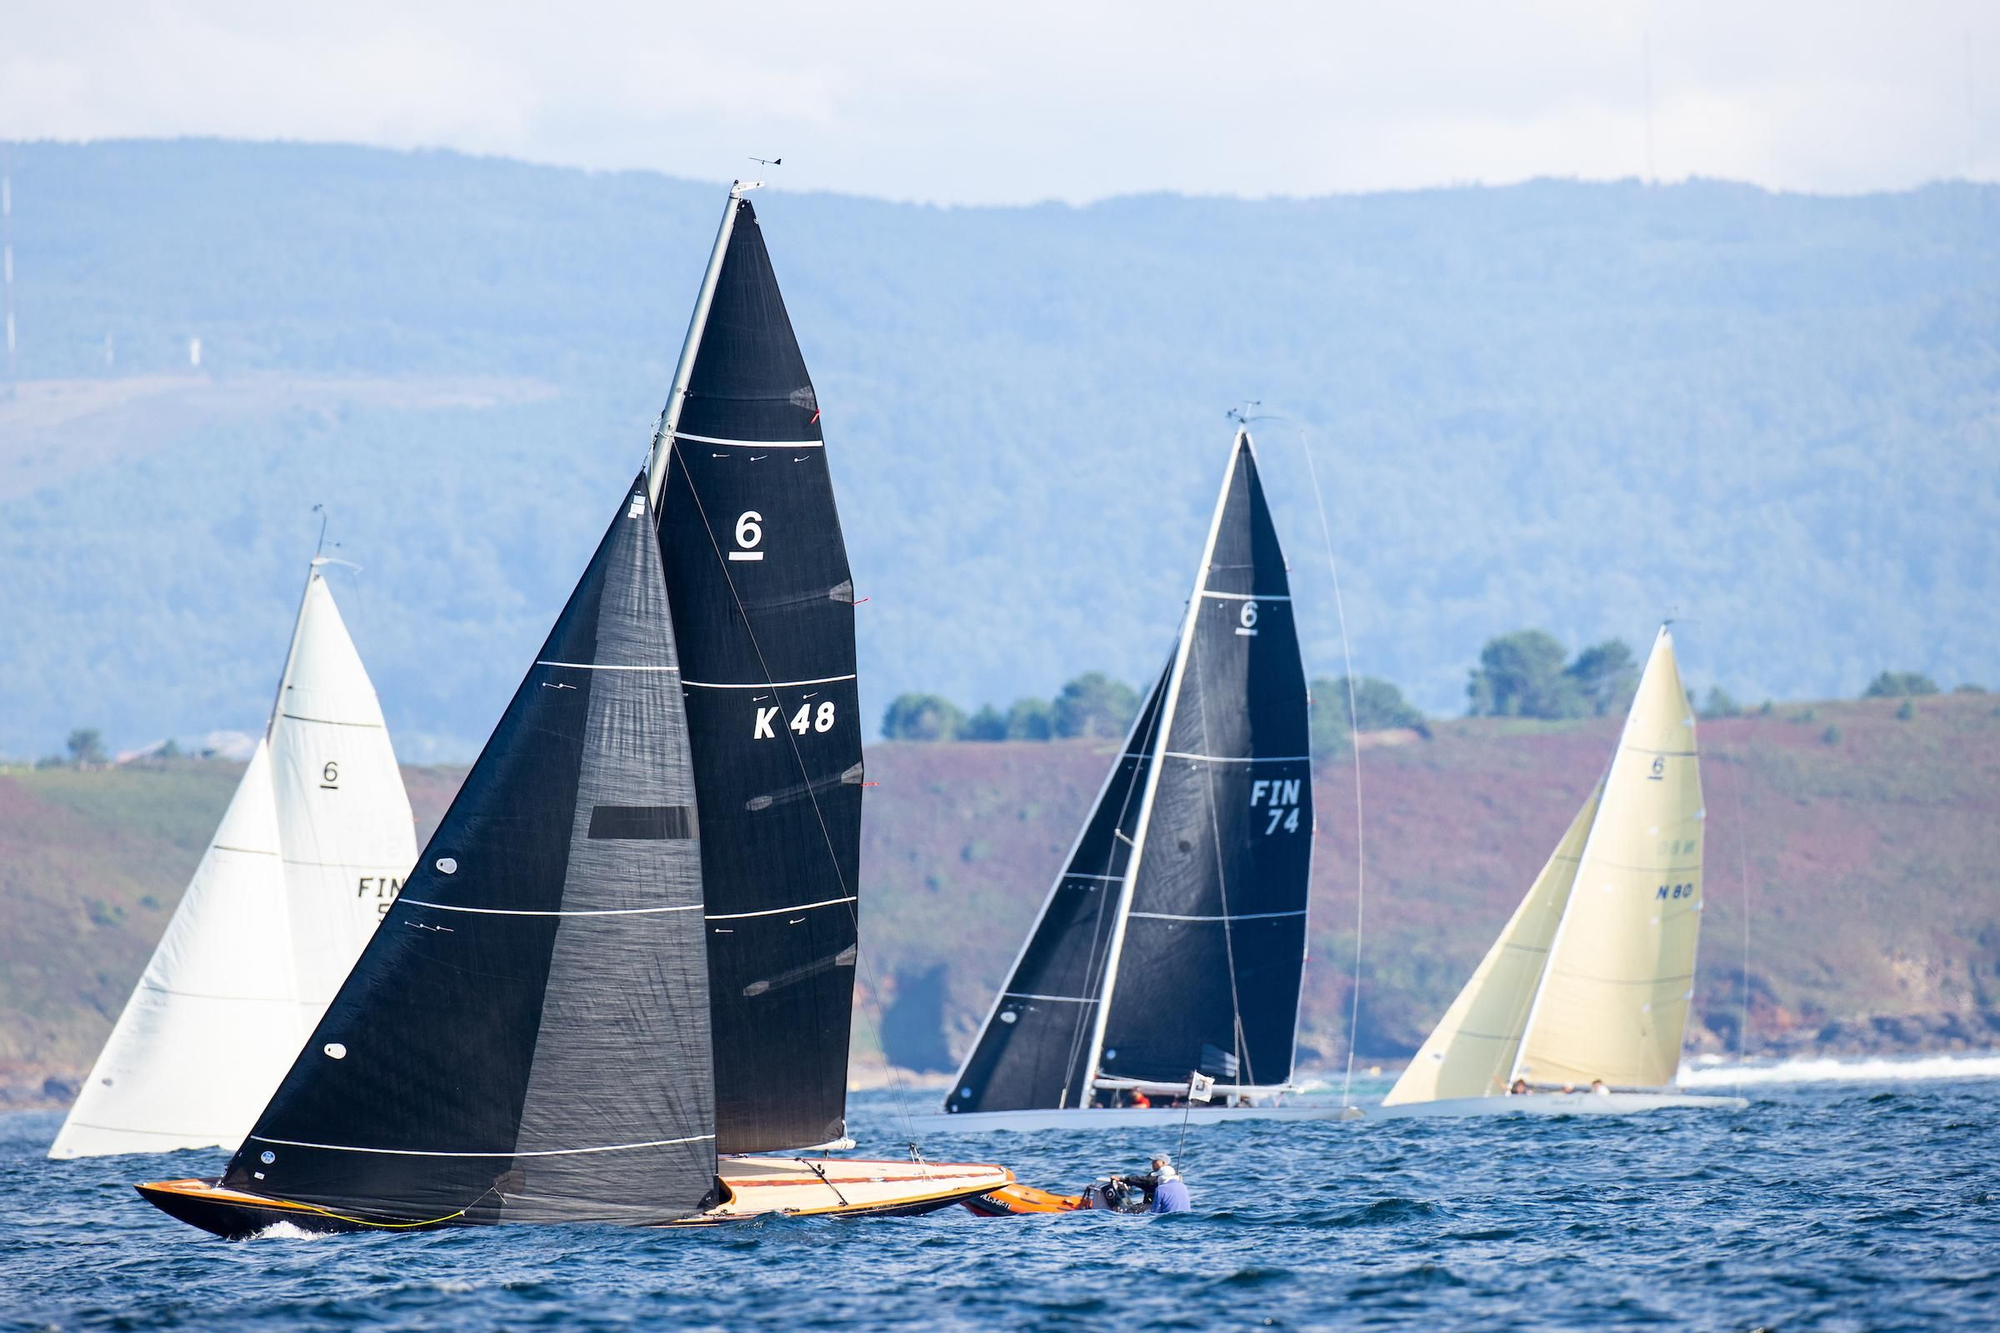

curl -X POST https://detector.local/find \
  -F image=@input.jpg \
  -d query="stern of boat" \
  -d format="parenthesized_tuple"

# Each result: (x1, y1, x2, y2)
(696, 1156, 1015, 1222)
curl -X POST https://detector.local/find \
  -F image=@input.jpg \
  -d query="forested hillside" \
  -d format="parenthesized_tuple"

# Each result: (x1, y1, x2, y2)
(5, 693, 1994, 1103)
(1, 140, 1996, 760)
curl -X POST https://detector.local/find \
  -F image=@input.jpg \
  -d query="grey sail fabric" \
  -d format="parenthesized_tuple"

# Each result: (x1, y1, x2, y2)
(1097, 435, 1313, 1090)
(656, 197, 862, 1154)
(945, 666, 1171, 1113)
(219, 476, 717, 1226)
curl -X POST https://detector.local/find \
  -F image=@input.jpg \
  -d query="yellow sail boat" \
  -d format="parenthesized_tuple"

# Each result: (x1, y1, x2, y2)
(1369, 626, 1746, 1118)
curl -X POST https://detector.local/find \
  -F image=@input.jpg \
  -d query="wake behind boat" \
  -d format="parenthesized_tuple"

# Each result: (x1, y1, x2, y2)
(915, 427, 1352, 1136)
(1366, 626, 1745, 1120)
(138, 183, 1010, 1235)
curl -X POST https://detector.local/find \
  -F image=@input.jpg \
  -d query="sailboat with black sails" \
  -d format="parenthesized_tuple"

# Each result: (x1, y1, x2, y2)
(138, 181, 1013, 1236)
(912, 428, 1353, 1136)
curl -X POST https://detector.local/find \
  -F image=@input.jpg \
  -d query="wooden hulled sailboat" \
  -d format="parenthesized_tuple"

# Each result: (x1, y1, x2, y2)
(1369, 626, 1745, 1119)
(138, 183, 1012, 1236)
(52, 561, 416, 1160)
(915, 429, 1351, 1136)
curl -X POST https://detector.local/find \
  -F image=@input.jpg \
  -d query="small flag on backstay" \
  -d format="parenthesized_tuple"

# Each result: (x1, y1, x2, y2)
(1188, 1072, 1215, 1104)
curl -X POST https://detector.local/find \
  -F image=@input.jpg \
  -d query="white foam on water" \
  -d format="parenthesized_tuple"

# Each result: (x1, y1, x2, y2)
(1678, 1052, 2000, 1088)
(250, 1220, 334, 1241)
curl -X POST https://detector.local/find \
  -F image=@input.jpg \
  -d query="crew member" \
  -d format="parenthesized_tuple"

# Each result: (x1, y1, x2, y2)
(1115, 1152, 1191, 1213)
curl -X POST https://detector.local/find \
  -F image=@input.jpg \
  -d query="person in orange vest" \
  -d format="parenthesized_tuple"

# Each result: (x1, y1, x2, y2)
(1130, 1089, 1152, 1108)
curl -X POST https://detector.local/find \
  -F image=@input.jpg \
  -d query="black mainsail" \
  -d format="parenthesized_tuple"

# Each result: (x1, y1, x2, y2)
(218, 476, 718, 1225)
(946, 429, 1313, 1114)
(140, 185, 1018, 1236)
(651, 194, 862, 1154)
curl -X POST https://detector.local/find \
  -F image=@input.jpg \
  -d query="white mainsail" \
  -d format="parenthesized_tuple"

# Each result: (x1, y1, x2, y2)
(1515, 627, 1703, 1089)
(50, 567, 415, 1159)
(1382, 626, 1704, 1107)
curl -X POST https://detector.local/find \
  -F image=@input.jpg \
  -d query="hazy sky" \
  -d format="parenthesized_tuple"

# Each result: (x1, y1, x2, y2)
(5, 1, 1995, 203)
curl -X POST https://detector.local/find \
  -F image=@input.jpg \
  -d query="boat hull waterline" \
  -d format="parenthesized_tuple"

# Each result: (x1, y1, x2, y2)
(1361, 1091, 1749, 1120)
(138, 1157, 1014, 1238)
(909, 1104, 1364, 1135)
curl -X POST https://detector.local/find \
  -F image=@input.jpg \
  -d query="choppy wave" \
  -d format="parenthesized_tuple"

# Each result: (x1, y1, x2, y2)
(1678, 1051, 2000, 1087)
(9, 1083, 2000, 1331)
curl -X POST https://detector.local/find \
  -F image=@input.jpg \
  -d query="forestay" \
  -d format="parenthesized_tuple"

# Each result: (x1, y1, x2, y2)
(50, 569, 415, 1160)
(654, 196, 862, 1154)
(220, 478, 718, 1225)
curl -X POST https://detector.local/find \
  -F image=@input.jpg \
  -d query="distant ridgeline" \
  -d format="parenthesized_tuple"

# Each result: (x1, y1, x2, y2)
(1, 140, 1995, 758)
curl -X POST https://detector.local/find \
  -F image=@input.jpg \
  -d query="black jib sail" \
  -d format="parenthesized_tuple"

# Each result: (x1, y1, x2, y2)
(946, 429, 1314, 1113)
(217, 476, 718, 1226)
(944, 667, 1170, 1113)
(654, 195, 862, 1154)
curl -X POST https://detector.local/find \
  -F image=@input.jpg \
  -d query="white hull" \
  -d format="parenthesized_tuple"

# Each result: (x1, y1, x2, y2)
(1363, 1091, 1747, 1120)
(908, 1104, 1364, 1135)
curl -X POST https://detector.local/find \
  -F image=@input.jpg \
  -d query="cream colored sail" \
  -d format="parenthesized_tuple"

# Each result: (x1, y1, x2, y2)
(49, 568, 416, 1159)
(265, 570, 416, 1016)
(1381, 780, 1601, 1105)
(49, 741, 298, 1158)
(1514, 627, 1703, 1090)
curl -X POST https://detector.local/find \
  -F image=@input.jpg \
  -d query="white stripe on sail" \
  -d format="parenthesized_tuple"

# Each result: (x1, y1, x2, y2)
(1128, 909, 1308, 923)
(1002, 992, 1099, 1004)
(247, 1133, 715, 1158)
(537, 661, 681, 672)
(705, 895, 857, 921)
(673, 431, 824, 449)
(683, 674, 856, 689)
(401, 900, 700, 917)
(1198, 591, 1290, 602)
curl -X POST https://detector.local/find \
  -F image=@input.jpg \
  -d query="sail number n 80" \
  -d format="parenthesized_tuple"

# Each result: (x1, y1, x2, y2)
(1251, 778, 1302, 835)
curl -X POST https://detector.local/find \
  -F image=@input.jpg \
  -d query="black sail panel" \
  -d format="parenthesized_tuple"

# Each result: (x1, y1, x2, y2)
(221, 477, 717, 1224)
(1098, 438, 1314, 1090)
(657, 198, 861, 1153)
(945, 665, 1170, 1113)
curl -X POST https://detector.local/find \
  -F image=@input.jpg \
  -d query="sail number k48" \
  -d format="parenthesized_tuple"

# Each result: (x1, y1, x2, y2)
(753, 701, 836, 739)
(1251, 778, 1303, 835)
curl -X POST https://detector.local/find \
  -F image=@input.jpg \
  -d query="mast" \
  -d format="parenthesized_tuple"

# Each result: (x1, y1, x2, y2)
(647, 181, 755, 506)
(1079, 430, 1247, 1099)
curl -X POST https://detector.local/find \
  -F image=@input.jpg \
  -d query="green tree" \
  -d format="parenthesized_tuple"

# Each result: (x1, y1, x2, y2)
(66, 728, 107, 767)
(1005, 697, 1055, 741)
(1313, 675, 1426, 733)
(1309, 687, 1352, 760)
(1700, 686, 1741, 719)
(881, 694, 964, 741)
(1565, 639, 1638, 717)
(1862, 670, 1939, 699)
(961, 705, 1008, 741)
(1466, 630, 1586, 719)
(1053, 673, 1139, 739)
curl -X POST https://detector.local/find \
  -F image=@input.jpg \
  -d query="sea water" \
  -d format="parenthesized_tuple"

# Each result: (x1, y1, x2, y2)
(5, 1065, 1998, 1331)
